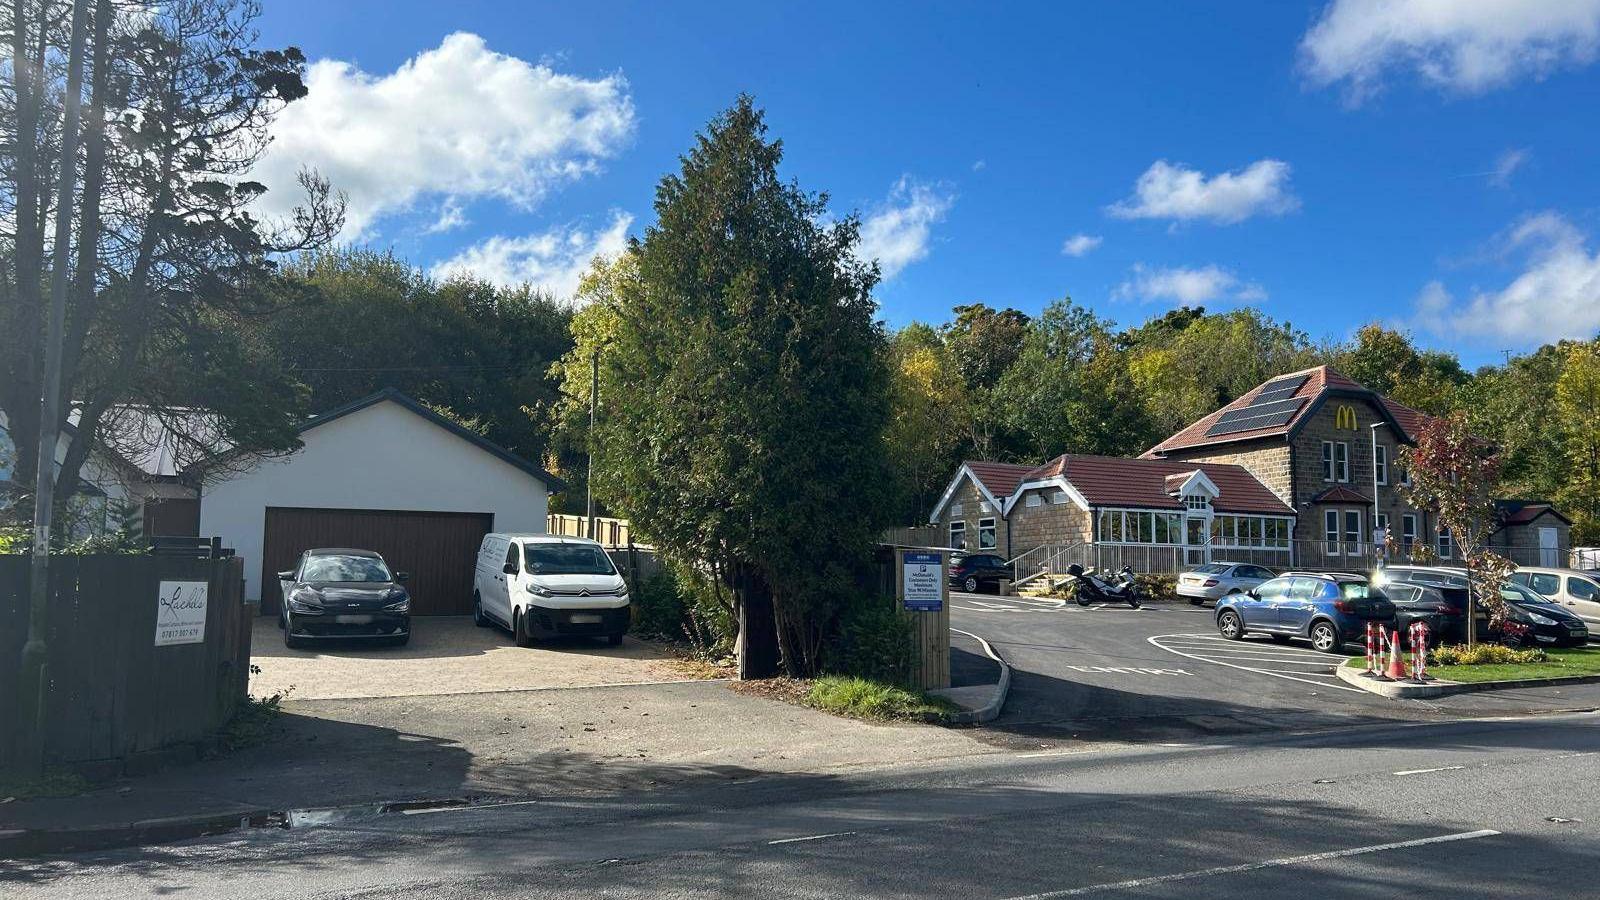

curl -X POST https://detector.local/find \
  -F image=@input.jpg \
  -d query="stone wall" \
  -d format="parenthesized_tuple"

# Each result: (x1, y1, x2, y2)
(1009, 487, 1092, 554)
(1492, 514, 1570, 565)
(1290, 397, 1422, 550)
(1157, 439, 1293, 506)
(935, 477, 1006, 555)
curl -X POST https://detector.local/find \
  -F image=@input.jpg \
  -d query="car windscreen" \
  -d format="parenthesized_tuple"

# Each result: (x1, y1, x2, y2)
(1191, 564, 1229, 575)
(524, 544, 616, 576)
(1500, 581, 1559, 607)
(302, 555, 392, 583)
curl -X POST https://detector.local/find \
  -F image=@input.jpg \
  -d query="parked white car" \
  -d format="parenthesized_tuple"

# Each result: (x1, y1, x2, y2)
(473, 533, 631, 647)
(1508, 566, 1600, 633)
(1177, 562, 1276, 605)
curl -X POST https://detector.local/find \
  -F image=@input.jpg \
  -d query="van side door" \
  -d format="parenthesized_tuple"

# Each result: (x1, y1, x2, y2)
(1563, 574, 1600, 630)
(496, 541, 520, 622)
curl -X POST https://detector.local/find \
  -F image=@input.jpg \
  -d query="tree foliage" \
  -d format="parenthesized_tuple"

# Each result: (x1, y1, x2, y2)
(582, 97, 893, 677)
(1555, 344, 1600, 544)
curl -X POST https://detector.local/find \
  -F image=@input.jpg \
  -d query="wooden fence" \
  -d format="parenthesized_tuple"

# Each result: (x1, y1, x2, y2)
(0, 554, 252, 771)
(547, 513, 637, 548)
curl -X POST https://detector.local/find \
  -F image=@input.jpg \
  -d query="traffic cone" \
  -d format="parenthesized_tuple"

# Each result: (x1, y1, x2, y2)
(1385, 627, 1408, 680)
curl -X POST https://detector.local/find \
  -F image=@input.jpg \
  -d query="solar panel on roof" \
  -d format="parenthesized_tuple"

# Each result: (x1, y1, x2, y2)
(1204, 397, 1305, 437)
(1249, 374, 1310, 405)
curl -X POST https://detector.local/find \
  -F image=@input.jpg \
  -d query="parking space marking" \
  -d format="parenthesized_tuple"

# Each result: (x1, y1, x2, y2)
(1147, 633, 1365, 694)
(1063, 664, 1194, 677)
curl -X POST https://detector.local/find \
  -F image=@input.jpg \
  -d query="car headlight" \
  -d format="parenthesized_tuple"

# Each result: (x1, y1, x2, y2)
(1527, 612, 1558, 626)
(383, 598, 410, 613)
(525, 583, 552, 597)
(287, 589, 325, 615)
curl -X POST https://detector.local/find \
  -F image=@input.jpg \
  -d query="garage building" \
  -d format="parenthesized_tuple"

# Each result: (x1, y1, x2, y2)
(198, 389, 564, 615)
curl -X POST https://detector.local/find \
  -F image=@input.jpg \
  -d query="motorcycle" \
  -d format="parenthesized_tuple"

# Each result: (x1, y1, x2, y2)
(1066, 563, 1144, 609)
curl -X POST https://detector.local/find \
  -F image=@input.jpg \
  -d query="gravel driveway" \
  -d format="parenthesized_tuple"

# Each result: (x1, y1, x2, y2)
(249, 615, 690, 701)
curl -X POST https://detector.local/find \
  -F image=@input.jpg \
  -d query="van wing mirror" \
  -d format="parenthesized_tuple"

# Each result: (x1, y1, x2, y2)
(502, 562, 517, 575)
(394, 571, 410, 582)
(277, 570, 294, 581)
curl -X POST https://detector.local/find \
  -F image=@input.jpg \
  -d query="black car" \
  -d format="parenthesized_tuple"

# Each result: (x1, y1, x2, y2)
(1382, 581, 1487, 645)
(949, 552, 1013, 593)
(1499, 581, 1590, 648)
(277, 548, 412, 648)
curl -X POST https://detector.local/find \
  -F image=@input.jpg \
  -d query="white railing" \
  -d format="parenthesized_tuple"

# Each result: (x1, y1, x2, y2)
(1009, 542, 1089, 587)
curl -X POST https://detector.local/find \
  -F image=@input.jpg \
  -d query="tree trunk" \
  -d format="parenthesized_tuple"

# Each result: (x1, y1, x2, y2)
(734, 564, 779, 680)
(4, 0, 47, 493)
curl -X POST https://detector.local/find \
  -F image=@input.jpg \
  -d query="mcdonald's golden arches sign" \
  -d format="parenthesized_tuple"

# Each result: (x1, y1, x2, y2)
(1334, 404, 1358, 430)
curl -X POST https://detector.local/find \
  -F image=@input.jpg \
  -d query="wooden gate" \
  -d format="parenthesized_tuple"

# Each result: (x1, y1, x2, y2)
(260, 507, 493, 616)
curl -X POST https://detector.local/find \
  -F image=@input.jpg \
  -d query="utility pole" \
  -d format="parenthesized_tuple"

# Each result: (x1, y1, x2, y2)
(1370, 423, 1383, 566)
(19, 0, 91, 775)
(585, 349, 598, 541)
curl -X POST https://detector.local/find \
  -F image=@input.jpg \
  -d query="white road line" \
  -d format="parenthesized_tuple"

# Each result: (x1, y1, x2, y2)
(1154, 644, 1336, 659)
(1165, 655, 1337, 668)
(767, 831, 856, 845)
(1393, 766, 1466, 776)
(1004, 829, 1500, 899)
(1148, 635, 1366, 694)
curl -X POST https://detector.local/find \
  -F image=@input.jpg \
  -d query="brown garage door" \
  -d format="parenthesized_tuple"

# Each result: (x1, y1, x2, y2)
(261, 507, 493, 616)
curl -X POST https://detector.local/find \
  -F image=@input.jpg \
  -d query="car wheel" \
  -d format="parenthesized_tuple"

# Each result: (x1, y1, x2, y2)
(963, 575, 979, 593)
(389, 633, 411, 648)
(282, 614, 306, 650)
(473, 592, 489, 628)
(1218, 610, 1244, 640)
(513, 610, 537, 648)
(1187, 597, 1204, 606)
(1310, 620, 1342, 654)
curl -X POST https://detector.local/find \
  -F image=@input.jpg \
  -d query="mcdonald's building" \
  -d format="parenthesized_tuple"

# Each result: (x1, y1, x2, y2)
(931, 364, 1570, 575)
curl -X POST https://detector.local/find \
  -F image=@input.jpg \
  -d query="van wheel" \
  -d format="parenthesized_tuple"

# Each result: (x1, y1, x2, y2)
(513, 611, 537, 648)
(473, 592, 489, 627)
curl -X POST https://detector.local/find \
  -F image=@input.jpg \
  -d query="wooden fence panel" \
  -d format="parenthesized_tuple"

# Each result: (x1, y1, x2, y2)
(0, 554, 249, 771)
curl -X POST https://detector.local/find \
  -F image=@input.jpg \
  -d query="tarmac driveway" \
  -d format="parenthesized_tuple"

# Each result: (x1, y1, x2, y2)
(249, 615, 687, 701)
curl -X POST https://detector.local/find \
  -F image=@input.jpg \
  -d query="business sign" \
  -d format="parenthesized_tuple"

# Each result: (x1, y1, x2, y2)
(1334, 404, 1358, 430)
(903, 551, 943, 612)
(155, 580, 209, 646)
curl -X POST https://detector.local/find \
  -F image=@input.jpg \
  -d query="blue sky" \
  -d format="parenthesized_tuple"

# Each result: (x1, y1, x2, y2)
(253, 1, 1600, 368)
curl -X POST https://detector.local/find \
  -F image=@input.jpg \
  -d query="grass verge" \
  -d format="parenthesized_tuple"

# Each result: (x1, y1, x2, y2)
(804, 676, 960, 723)
(1345, 646, 1600, 684)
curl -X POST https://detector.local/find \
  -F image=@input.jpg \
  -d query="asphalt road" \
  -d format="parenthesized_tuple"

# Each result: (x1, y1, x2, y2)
(950, 592, 1600, 748)
(3, 712, 1597, 898)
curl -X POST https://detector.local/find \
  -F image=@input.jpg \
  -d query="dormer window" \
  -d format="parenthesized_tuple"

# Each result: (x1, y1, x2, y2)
(1184, 494, 1210, 511)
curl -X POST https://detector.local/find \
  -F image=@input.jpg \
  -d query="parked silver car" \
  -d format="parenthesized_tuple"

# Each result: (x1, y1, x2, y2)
(1178, 562, 1276, 604)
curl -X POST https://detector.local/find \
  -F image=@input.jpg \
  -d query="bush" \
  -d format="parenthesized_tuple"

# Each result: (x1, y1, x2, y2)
(628, 569, 686, 641)
(829, 595, 915, 685)
(1431, 644, 1548, 666)
(1135, 573, 1176, 599)
(805, 676, 957, 722)
(625, 559, 737, 660)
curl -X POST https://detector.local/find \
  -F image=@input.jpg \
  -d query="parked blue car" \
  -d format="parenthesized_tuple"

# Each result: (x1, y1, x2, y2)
(1215, 572, 1397, 653)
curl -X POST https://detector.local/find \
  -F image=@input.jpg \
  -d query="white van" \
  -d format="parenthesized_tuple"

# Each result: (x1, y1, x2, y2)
(473, 533, 631, 646)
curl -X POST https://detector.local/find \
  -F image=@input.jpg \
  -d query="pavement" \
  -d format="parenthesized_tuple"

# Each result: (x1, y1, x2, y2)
(3, 711, 1596, 897)
(249, 615, 686, 701)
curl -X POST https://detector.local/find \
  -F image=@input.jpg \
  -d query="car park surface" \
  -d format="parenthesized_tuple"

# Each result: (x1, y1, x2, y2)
(949, 591, 1600, 748)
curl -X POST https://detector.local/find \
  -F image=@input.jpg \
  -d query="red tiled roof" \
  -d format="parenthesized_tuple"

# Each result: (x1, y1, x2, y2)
(963, 460, 1036, 502)
(1020, 454, 1294, 516)
(1143, 365, 1436, 458)
(1494, 499, 1571, 526)
(1309, 485, 1372, 505)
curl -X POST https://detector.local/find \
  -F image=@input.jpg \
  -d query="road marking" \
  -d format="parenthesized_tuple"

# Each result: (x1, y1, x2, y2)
(1148, 634, 1365, 694)
(1393, 766, 1466, 776)
(1064, 664, 1193, 677)
(1003, 829, 1500, 899)
(767, 831, 856, 845)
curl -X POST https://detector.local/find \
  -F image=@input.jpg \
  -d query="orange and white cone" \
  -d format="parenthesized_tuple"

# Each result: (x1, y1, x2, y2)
(1385, 627, 1408, 680)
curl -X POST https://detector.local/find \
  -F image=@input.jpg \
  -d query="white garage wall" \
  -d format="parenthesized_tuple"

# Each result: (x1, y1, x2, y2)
(199, 399, 549, 600)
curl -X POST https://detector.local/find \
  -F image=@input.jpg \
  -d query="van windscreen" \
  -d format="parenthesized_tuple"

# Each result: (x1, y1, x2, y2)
(523, 544, 616, 576)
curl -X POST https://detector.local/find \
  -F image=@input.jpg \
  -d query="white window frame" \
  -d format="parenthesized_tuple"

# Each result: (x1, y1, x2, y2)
(1051, 490, 1068, 504)
(949, 521, 966, 550)
(1374, 445, 1388, 486)
(978, 517, 997, 550)
(949, 502, 964, 518)
(1335, 442, 1350, 482)
(1322, 442, 1335, 482)
(1024, 493, 1043, 508)
(1401, 513, 1417, 551)
(1324, 509, 1341, 555)
(1375, 512, 1389, 544)
(1437, 525, 1453, 560)
(1344, 509, 1363, 554)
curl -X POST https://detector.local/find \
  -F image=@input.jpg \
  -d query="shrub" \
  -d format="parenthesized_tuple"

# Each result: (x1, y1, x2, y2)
(628, 569, 686, 641)
(805, 675, 957, 722)
(1430, 643, 1547, 666)
(1135, 573, 1176, 599)
(625, 558, 737, 660)
(829, 595, 915, 685)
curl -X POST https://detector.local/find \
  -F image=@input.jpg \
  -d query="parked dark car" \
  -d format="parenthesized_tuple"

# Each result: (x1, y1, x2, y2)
(1215, 572, 1396, 653)
(1380, 565, 1589, 647)
(277, 548, 411, 649)
(949, 552, 1013, 593)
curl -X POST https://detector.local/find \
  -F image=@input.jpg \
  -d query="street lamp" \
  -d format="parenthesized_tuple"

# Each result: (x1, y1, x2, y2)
(1370, 422, 1384, 568)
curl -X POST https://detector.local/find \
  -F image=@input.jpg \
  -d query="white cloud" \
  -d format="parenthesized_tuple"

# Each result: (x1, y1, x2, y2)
(1113, 263, 1267, 305)
(1489, 147, 1531, 187)
(254, 32, 635, 238)
(423, 197, 469, 235)
(1301, 0, 1600, 99)
(1106, 160, 1299, 225)
(1412, 211, 1600, 342)
(1061, 233, 1103, 257)
(971, 159, 987, 172)
(430, 212, 633, 300)
(855, 176, 955, 280)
